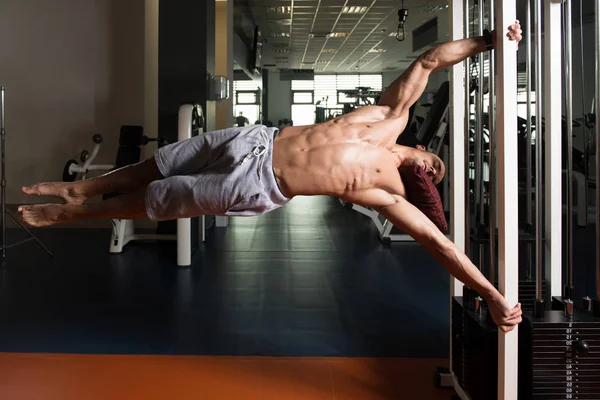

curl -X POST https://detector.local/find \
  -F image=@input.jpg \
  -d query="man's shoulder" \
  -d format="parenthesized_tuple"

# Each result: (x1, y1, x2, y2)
(375, 162, 407, 200)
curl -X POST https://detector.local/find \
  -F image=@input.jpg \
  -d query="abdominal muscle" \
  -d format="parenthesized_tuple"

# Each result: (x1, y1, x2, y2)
(272, 111, 408, 204)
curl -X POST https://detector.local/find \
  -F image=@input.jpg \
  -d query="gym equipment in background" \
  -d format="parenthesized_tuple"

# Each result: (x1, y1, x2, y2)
(337, 86, 382, 108)
(62, 130, 166, 183)
(109, 104, 206, 267)
(0, 87, 52, 262)
(439, 1, 600, 399)
(518, 5, 600, 396)
(62, 134, 114, 182)
(277, 118, 294, 129)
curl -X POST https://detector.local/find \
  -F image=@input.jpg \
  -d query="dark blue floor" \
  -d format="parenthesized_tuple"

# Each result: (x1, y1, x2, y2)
(0, 196, 451, 357)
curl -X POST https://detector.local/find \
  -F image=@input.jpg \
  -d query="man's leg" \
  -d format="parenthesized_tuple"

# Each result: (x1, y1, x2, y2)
(18, 187, 149, 227)
(22, 158, 163, 205)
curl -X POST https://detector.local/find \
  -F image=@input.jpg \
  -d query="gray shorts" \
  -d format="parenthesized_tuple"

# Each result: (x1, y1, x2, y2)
(145, 125, 291, 221)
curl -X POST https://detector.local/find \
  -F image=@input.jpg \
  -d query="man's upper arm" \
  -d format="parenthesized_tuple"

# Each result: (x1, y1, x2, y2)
(378, 55, 436, 117)
(375, 194, 446, 250)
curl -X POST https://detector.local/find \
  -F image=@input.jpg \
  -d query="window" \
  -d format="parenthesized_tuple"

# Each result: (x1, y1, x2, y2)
(292, 91, 314, 104)
(236, 91, 259, 105)
(291, 105, 316, 126)
(233, 80, 262, 125)
(291, 80, 316, 125)
(315, 74, 383, 109)
(289, 74, 383, 125)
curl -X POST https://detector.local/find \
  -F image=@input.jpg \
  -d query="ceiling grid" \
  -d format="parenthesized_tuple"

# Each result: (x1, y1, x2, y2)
(246, 0, 451, 73)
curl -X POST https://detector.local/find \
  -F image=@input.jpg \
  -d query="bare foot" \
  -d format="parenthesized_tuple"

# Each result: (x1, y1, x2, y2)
(18, 204, 67, 227)
(22, 182, 85, 205)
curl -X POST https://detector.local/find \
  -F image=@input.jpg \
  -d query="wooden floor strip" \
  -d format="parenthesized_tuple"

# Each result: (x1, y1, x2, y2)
(0, 354, 455, 400)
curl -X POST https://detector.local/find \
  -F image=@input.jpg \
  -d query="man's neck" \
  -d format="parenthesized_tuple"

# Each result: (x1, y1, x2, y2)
(391, 145, 417, 168)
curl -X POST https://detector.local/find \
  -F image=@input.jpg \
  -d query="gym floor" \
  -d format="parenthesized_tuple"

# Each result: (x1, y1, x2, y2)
(0, 196, 455, 399)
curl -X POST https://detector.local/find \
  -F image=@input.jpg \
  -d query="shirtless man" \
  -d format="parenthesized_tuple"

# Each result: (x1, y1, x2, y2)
(19, 22, 523, 332)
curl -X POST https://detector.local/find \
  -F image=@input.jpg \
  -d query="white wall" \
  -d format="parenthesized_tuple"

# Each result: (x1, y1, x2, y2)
(267, 70, 292, 123)
(0, 0, 145, 204)
(145, 0, 159, 153)
(215, 1, 234, 130)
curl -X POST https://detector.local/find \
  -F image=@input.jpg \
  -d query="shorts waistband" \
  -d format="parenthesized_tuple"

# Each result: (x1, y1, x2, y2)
(259, 126, 290, 206)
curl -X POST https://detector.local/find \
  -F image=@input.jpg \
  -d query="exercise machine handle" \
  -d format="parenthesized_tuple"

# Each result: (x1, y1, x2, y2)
(83, 134, 103, 170)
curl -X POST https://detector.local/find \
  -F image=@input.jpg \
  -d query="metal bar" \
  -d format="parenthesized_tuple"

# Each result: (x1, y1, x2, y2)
(177, 104, 195, 267)
(488, 0, 496, 284)
(564, 0, 574, 295)
(475, 0, 485, 227)
(495, 0, 519, 396)
(526, 0, 533, 280)
(449, 0, 466, 382)
(595, 0, 600, 300)
(6, 211, 53, 257)
(1, 87, 5, 260)
(535, 0, 544, 301)
(580, 0, 589, 210)
(464, 0, 471, 258)
(546, 0, 564, 299)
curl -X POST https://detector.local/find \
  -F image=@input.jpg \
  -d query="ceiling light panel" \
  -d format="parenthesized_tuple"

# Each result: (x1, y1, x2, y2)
(342, 6, 368, 14)
(267, 6, 291, 14)
(327, 32, 349, 38)
(415, 5, 450, 13)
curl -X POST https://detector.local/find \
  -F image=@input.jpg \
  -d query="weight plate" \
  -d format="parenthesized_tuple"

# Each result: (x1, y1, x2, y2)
(62, 159, 78, 182)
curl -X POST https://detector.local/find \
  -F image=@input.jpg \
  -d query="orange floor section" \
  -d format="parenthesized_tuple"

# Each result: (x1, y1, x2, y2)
(0, 354, 455, 400)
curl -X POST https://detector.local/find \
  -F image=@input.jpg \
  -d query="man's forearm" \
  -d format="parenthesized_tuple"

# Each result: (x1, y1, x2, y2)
(421, 36, 488, 72)
(424, 233, 501, 301)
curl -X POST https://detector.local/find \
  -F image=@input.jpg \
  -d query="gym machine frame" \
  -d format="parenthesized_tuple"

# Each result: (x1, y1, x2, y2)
(0, 87, 52, 262)
(109, 104, 206, 267)
(438, 1, 600, 399)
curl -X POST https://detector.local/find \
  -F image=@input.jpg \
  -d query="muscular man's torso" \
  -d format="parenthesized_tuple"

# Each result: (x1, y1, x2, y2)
(272, 106, 410, 208)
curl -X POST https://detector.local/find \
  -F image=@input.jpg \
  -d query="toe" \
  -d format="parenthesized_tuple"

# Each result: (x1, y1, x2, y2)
(22, 185, 37, 195)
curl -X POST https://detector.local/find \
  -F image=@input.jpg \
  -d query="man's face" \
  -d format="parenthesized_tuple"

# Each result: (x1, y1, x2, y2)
(413, 145, 446, 185)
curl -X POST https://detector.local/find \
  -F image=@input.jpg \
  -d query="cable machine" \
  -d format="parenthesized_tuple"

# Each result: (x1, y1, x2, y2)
(438, 1, 600, 399)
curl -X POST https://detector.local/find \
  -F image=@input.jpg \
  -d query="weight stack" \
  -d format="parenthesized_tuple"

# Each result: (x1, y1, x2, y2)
(519, 310, 600, 399)
(517, 280, 551, 312)
(451, 297, 498, 400)
(452, 297, 466, 390)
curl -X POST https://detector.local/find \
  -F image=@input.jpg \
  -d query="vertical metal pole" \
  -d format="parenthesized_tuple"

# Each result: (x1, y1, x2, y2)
(526, 0, 533, 280)
(595, 0, 600, 304)
(579, 0, 589, 211)
(495, 0, 519, 397)
(546, 0, 564, 299)
(564, 0, 574, 298)
(488, 0, 496, 284)
(449, 0, 466, 382)
(464, 0, 471, 258)
(535, 0, 544, 302)
(0, 87, 5, 260)
(476, 0, 485, 274)
(475, 0, 485, 230)
(176, 105, 194, 267)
